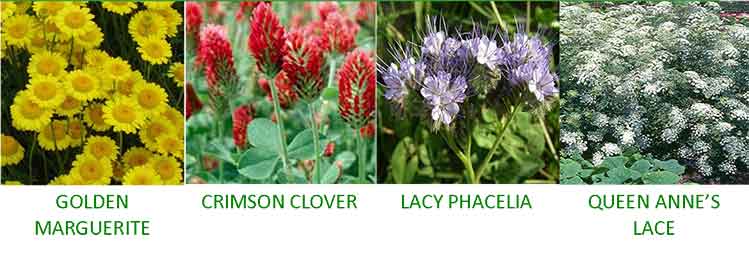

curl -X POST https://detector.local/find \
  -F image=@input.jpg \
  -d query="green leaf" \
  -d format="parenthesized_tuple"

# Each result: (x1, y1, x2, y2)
(578, 169, 594, 178)
(405, 156, 419, 184)
(630, 159, 652, 174)
(205, 139, 236, 165)
(560, 159, 581, 179)
(481, 106, 499, 123)
(642, 171, 681, 184)
(287, 129, 317, 160)
(321, 87, 338, 102)
(472, 123, 497, 149)
(601, 156, 626, 170)
(248, 118, 281, 151)
(335, 151, 356, 170)
(653, 160, 685, 175)
(237, 148, 279, 180)
(390, 138, 412, 184)
(320, 161, 340, 184)
(561, 176, 584, 184)
(606, 167, 633, 184)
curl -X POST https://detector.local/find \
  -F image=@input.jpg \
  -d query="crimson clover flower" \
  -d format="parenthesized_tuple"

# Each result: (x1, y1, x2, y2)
(282, 29, 325, 101)
(232, 104, 254, 150)
(338, 50, 376, 128)
(197, 24, 236, 91)
(248, 2, 287, 75)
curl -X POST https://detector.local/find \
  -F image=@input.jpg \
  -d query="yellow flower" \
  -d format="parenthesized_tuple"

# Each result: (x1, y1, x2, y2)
(11, 91, 53, 131)
(140, 118, 176, 151)
(84, 136, 119, 161)
(32, 2, 72, 18)
(122, 147, 153, 169)
(137, 36, 172, 64)
(2, 14, 35, 47)
(144, 2, 174, 10)
(156, 135, 183, 159)
(102, 98, 145, 133)
(70, 154, 112, 185)
(28, 51, 67, 78)
(122, 165, 163, 185)
(56, 95, 82, 117)
(148, 155, 182, 185)
(1, 134, 25, 167)
(102, 57, 132, 82)
(26, 75, 66, 108)
(66, 118, 86, 147)
(129, 10, 167, 43)
(83, 103, 111, 131)
(4, 181, 24, 185)
(84, 49, 111, 69)
(115, 71, 145, 99)
(27, 28, 50, 54)
(1, 2, 16, 20)
(168, 62, 184, 87)
(49, 174, 83, 185)
(55, 5, 95, 38)
(76, 25, 104, 49)
(38, 120, 71, 151)
(153, 7, 182, 37)
(65, 70, 100, 101)
(162, 106, 185, 137)
(133, 82, 168, 116)
(102, 2, 138, 15)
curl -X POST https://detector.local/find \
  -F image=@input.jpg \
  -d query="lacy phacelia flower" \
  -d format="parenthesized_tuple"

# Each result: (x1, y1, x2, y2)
(186, 82, 202, 119)
(197, 24, 236, 89)
(421, 71, 468, 127)
(380, 46, 424, 107)
(464, 35, 502, 71)
(338, 51, 375, 127)
(499, 27, 557, 101)
(248, 2, 287, 75)
(232, 104, 254, 150)
(283, 29, 325, 101)
(185, 2, 202, 37)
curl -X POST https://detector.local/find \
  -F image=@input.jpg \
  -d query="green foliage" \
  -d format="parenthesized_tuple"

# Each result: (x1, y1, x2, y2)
(561, 153, 687, 185)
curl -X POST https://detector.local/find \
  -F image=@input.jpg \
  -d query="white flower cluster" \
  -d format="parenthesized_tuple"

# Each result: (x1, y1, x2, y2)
(561, 2, 749, 178)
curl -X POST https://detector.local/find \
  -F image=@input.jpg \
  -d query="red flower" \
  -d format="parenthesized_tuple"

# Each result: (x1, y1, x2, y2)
(186, 82, 203, 119)
(248, 2, 287, 75)
(282, 29, 325, 101)
(232, 104, 254, 149)
(186, 2, 203, 37)
(338, 50, 375, 128)
(197, 25, 236, 90)
(317, 2, 340, 21)
(207, 1, 224, 20)
(321, 12, 358, 53)
(359, 122, 375, 138)
(323, 142, 335, 157)
(355, 2, 376, 22)
(235, 2, 261, 22)
(258, 72, 298, 108)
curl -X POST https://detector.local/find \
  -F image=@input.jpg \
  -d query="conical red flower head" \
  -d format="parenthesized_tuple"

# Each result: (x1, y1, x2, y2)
(186, 82, 203, 119)
(338, 50, 375, 128)
(248, 2, 287, 75)
(282, 29, 325, 101)
(360, 122, 375, 138)
(232, 104, 254, 150)
(197, 24, 236, 90)
(235, 1, 261, 22)
(186, 2, 203, 37)
(258, 72, 298, 109)
(317, 2, 340, 21)
(321, 12, 358, 54)
(356, 2, 377, 22)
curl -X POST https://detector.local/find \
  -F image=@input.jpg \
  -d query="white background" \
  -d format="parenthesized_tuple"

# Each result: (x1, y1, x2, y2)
(0, 185, 746, 258)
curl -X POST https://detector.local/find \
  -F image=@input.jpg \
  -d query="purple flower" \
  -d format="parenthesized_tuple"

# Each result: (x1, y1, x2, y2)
(464, 35, 502, 71)
(382, 63, 408, 102)
(499, 27, 557, 100)
(514, 63, 557, 101)
(421, 71, 467, 126)
(422, 31, 446, 56)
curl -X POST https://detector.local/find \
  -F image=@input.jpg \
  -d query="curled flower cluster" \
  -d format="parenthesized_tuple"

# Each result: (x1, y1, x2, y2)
(381, 17, 558, 129)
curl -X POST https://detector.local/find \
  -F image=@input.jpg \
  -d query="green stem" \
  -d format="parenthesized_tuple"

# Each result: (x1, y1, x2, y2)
(327, 57, 337, 89)
(440, 131, 475, 183)
(28, 134, 38, 185)
(357, 127, 366, 183)
(308, 102, 321, 183)
(475, 103, 523, 181)
(526, 0, 531, 30)
(267, 72, 292, 176)
(217, 118, 224, 183)
(538, 113, 559, 161)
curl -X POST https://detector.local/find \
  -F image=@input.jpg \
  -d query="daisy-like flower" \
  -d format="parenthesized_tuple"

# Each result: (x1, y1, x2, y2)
(83, 136, 119, 161)
(160, 107, 184, 130)
(338, 50, 376, 128)
(115, 71, 145, 99)
(2, 14, 35, 47)
(248, 2, 287, 74)
(283, 29, 325, 101)
(66, 118, 86, 147)
(49, 174, 83, 185)
(153, 7, 182, 37)
(10, 91, 53, 131)
(56, 95, 82, 117)
(38, 120, 71, 151)
(26, 75, 66, 108)
(1, 134, 25, 167)
(421, 71, 468, 127)
(54, 5, 94, 38)
(148, 155, 182, 185)
(83, 49, 110, 69)
(102, 98, 145, 133)
(232, 104, 254, 150)
(76, 25, 104, 49)
(83, 103, 111, 131)
(155, 135, 183, 160)
(27, 51, 67, 78)
(128, 10, 168, 43)
(122, 147, 153, 169)
(65, 70, 100, 101)
(102, 2, 137, 15)
(168, 62, 185, 87)
(139, 118, 176, 151)
(32, 2, 71, 18)
(122, 165, 163, 185)
(132, 82, 168, 116)
(70, 154, 112, 185)
(1, 2, 17, 20)
(144, 2, 173, 10)
(102, 57, 132, 82)
(137, 36, 172, 64)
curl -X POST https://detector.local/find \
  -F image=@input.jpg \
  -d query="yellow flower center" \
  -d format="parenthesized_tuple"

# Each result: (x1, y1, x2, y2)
(112, 104, 136, 123)
(90, 142, 113, 159)
(137, 89, 161, 109)
(137, 22, 158, 37)
(42, 123, 67, 141)
(60, 96, 80, 111)
(72, 75, 94, 92)
(78, 160, 103, 181)
(88, 106, 106, 124)
(1, 136, 19, 156)
(20, 101, 43, 118)
(8, 22, 29, 39)
(127, 154, 149, 167)
(117, 83, 134, 96)
(63, 11, 86, 29)
(107, 63, 128, 76)
(155, 160, 175, 179)
(37, 58, 61, 75)
(159, 137, 180, 153)
(146, 122, 167, 140)
(33, 81, 58, 101)
(144, 42, 165, 58)
(68, 123, 83, 139)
